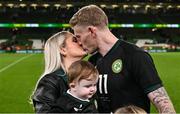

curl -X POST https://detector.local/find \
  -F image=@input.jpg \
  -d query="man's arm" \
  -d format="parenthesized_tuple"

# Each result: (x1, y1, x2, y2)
(148, 87, 176, 113)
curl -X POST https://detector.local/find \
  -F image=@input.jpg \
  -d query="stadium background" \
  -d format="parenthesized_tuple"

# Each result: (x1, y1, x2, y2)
(0, 0, 180, 113)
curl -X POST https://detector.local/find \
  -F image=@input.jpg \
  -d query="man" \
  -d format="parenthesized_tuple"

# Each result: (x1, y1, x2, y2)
(69, 5, 176, 113)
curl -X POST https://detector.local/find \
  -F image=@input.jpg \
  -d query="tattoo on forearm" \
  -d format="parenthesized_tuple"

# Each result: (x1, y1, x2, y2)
(152, 87, 168, 104)
(148, 87, 176, 113)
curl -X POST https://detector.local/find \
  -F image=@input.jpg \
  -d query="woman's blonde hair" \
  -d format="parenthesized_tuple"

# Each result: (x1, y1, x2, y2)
(114, 105, 147, 114)
(30, 31, 72, 104)
(42, 31, 70, 76)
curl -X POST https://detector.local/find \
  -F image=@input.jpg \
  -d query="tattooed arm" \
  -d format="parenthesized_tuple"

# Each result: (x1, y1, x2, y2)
(148, 87, 176, 113)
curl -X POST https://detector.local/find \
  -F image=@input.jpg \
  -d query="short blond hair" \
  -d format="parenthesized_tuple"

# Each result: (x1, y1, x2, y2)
(69, 5, 108, 28)
(68, 60, 99, 84)
(114, 105, 147, 114)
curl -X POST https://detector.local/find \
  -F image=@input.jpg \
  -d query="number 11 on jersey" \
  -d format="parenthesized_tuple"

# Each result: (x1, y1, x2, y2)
(99, 74, 108, 94)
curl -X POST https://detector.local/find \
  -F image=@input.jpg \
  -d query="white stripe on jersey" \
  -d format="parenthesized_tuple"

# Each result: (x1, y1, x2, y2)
(104, 74, 108, 94)
(99, 75, 103, 94)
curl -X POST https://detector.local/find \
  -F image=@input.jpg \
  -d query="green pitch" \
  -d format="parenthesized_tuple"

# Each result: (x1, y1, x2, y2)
(0, 52, 179, 112)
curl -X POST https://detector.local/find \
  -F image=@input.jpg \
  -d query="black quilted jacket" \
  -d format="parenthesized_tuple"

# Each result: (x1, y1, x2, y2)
(32, 69, 69, 113)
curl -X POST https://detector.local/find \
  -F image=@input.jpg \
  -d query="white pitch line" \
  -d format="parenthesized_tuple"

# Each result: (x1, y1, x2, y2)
(0, 54, 34, 73)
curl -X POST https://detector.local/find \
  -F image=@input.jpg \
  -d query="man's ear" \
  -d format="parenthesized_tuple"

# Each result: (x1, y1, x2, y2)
(59, 47, 66, 56)
(88, 26, 96, 37)
(88, 26, 96, 33)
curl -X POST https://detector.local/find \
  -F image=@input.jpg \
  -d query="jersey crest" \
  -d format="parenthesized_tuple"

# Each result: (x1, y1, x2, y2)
(112, 59, 122, 73)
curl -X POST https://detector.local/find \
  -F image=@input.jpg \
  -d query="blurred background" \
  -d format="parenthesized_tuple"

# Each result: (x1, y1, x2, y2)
(0, 0, 180, 113)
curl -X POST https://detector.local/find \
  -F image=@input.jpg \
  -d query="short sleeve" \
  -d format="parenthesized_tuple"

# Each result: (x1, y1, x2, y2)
(131, 51, 163, 94)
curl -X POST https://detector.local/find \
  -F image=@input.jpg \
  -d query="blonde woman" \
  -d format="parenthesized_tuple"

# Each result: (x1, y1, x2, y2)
(32, 31, 87, 113)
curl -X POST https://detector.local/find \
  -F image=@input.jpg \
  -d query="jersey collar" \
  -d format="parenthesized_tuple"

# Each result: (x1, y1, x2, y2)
(103, 39, 121, 58)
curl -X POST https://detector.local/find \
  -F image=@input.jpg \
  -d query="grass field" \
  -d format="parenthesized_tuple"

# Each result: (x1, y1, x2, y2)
(0, 52, 180, 113)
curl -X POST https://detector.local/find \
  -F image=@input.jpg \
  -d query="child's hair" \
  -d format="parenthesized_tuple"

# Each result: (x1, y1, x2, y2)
(67, 60, 99, 85)
(114, 105, 147, 114)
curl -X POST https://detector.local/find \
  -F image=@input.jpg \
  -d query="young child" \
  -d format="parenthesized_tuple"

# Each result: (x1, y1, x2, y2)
(114, 105, 147, 114)
(51, 60, 99, 113)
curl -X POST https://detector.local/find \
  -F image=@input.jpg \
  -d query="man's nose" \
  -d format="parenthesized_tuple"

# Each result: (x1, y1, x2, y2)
(78, 40, 82, 46)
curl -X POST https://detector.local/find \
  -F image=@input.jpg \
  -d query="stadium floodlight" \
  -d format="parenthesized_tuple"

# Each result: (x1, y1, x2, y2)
(145, 5, 151, 10)
(167, 5, 173, 9)
(133, 5, 140, 9)
(100, 4, 106, 8)
(66, 4, 73, 8)
(43, 4, 50, 8)
(112, 4, 118, 8)
(30, 4, 38, 9)
(123, 5, 129, 9)
(156, 5, 163, 9)
(7, 3, 14, 8)
(54, 4, 61, 9)
(20, 4, 26, 8)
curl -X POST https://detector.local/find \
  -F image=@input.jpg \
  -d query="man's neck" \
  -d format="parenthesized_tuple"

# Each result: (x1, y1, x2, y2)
(98, 32, 118, 56)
